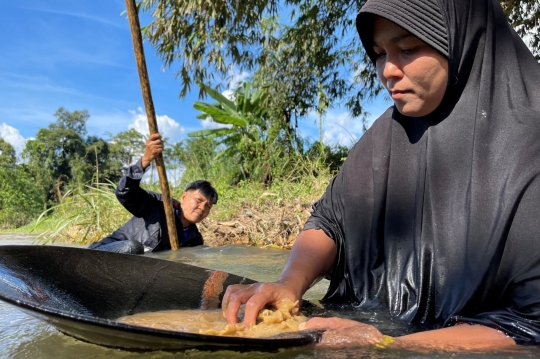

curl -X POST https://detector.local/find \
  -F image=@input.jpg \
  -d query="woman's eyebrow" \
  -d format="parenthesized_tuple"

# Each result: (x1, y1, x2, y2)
(373, 33, 416, 47)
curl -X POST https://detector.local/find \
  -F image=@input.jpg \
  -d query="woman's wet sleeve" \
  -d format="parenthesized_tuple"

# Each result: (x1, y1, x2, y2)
(303, 172, 346, 243)
(456, 176, 540, 345)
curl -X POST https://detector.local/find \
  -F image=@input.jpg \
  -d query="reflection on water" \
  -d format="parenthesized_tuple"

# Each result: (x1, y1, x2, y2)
(0, 237, 539, 358)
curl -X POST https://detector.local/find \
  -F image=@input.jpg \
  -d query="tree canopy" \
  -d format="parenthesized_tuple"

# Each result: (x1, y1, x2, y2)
(141, 0, 539, 127)
(0, 138, 16, 169)
(22, 107, 120, 202)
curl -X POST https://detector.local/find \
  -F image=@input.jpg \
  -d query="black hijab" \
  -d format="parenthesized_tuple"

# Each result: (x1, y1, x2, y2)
(304, 0, 540, 344)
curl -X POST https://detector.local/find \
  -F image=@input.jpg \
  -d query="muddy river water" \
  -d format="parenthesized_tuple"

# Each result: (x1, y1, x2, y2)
(0, 234, 539, 359)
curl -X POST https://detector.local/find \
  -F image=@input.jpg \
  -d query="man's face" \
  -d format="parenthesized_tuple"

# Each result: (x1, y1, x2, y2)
(180, 189, 212, 224)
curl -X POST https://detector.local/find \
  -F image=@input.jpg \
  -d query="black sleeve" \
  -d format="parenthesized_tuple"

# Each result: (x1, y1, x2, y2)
(115, 159, 162, 218)
(456, 177, 540, 345)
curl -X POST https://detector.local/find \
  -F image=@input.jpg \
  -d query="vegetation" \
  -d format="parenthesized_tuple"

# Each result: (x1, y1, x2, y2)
(1, 100, 344, 248)
(31, 170, 331, 248)
(140, 0, 540, 133)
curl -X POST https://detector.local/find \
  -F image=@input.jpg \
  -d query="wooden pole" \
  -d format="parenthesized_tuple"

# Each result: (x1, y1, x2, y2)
(124, 0, 179, 250)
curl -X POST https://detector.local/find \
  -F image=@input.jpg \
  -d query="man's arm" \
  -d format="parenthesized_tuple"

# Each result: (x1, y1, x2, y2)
(115, 133, 164, 217)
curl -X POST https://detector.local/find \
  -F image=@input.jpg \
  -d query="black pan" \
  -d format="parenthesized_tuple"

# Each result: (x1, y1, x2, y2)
(0, 245, 323, 351)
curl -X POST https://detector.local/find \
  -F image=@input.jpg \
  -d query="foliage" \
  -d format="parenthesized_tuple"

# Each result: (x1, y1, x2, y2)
(105, 128, 146, 180)
(32, 160, 334, 247)
(0, 167, 44, 229)
(189, 81, 302, 184)
(169, 137, 225, 185)
(107, 128, 146, 171)
(34, 180, 131, 245)
(0, 138, 16, 169)
(140, 0, 375, 125)
(501, 0, 540, 59)
(140, 0, 539, 135)
(21, 107, 112, 203)
(305, 141, 349, 174)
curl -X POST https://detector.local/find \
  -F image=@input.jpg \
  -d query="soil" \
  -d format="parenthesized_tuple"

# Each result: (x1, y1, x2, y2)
(198, 198, 314, 248)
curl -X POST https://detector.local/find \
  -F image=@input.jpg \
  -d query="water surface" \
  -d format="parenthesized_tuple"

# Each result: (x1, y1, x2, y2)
(0, 235, 538, 359)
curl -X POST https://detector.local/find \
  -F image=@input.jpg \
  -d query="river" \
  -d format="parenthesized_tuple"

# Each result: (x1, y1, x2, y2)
(0, 234, 538, 359)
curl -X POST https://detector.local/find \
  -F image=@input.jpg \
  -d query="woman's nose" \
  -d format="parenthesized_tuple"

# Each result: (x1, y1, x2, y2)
(381, 57, 403, 81)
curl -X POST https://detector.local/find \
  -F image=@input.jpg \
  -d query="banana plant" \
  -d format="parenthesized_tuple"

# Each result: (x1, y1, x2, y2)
(189, 81, 272, 182)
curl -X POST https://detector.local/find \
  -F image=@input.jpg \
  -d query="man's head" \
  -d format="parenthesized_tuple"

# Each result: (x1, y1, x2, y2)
(179, 180, 218, 226)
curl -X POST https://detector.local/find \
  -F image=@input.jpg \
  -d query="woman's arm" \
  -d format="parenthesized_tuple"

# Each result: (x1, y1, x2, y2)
(222, 229, 336, 326)
(394, 323, 515, 350)
(302, 317, 515, 351)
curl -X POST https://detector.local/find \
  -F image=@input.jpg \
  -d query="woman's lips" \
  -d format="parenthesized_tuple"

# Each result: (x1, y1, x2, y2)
(390, 90, 410, 100)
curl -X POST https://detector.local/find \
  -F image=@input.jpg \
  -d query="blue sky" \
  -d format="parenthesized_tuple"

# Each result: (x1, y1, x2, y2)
(0, 0, 389, 158)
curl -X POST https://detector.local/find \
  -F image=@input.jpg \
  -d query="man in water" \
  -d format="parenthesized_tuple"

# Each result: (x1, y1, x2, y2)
(88, 133, 218, 254)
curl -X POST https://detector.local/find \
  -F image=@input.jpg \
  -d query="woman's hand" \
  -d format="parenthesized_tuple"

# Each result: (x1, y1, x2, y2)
(222, 229, 336, 327)
(300, 317, 386, 346)
(222, 281, 301, 327)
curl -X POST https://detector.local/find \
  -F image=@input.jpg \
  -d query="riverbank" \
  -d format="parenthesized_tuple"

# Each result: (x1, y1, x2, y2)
(4, 175, 332, 248)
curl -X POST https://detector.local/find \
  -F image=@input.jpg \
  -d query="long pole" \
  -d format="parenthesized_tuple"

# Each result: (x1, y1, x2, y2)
(124, 0, 179, 250)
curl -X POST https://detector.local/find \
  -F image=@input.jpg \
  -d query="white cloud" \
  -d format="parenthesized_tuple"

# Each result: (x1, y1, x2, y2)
(22, 7, 124, 29)
(0, 123, 28, 156)
(229, 70, 250, 89)
(200, 117, 232, 130)
(223, 69, 251, 100)
(128, 107, 185, 144)
(304, 94, 391, 148)
(320, 111, 364, 147)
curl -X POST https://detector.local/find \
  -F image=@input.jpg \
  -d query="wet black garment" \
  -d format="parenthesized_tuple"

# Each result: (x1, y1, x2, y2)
(88, 159, 203, 253)
(304, 0, 540, 345)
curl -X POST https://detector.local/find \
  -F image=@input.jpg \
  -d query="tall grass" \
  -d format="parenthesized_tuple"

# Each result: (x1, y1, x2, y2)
(31, 153, 335, 248)
(34, 181, 131, 245)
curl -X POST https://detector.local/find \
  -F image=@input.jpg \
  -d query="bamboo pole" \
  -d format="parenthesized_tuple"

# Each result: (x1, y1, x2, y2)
(124, 0, 179, 250)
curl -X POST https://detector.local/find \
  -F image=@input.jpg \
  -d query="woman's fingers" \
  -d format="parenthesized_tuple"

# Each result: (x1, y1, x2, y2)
(222, 284, 258, 324)
(242, 290, 277, 327)
(222, 282, 299, 327)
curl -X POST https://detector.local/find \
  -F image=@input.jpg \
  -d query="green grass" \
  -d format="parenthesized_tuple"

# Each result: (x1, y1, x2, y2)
(3, 153, 335, 248)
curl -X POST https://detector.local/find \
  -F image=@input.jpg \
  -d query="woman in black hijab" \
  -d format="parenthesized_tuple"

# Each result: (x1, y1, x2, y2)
(223, 0, 540, 350)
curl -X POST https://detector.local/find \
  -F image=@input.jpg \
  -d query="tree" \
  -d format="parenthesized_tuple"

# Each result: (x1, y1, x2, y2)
(85, 135, 115, 183)
(502, 0, 540, 59)
(141, 0, 539, 129)
(189, 81, 296, 183)
(0, 138, 16, 169)
(22, 107, 99, 202)
(107, 128, 146, 175)
(0, 166, 44, 229)
(141, 0, 372, 124)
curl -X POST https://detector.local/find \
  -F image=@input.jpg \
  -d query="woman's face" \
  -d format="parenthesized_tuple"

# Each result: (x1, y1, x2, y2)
(372, 17, 449, 117)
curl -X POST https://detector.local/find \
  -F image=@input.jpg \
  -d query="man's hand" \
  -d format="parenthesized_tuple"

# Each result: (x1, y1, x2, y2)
(141, 133, 164, 170)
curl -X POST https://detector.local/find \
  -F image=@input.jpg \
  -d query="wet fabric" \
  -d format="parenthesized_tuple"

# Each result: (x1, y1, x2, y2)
(89, 239, 145, 254)
(304, 0, 540, 345)
(88, 159, 203, 253)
